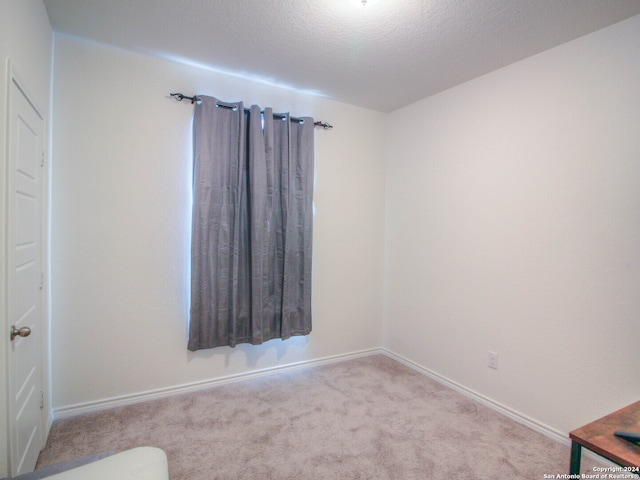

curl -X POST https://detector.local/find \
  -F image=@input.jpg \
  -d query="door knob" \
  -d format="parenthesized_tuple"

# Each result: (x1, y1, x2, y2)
(10, 325, 31, 341)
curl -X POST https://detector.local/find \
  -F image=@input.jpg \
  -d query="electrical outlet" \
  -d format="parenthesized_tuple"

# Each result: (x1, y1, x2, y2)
(488, 351, 498, 370)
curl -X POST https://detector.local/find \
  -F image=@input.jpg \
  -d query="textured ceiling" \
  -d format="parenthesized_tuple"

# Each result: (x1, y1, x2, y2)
(43, 0, 640, 112)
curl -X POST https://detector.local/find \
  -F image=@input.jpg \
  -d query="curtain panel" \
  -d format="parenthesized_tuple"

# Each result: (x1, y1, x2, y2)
(188, 96, 314, 351)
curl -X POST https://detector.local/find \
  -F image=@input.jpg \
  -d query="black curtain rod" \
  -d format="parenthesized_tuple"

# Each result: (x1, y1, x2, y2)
(170, 93, 333, 130)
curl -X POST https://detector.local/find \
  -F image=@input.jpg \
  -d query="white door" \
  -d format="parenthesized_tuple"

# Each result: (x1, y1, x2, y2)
(6, 69, 45, 477)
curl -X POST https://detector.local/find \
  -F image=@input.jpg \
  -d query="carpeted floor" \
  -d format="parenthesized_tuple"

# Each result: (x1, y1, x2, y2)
(37, 355, 602, 479)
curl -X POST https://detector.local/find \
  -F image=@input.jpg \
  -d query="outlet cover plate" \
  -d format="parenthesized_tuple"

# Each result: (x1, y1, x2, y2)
(488, 351, 498, 370)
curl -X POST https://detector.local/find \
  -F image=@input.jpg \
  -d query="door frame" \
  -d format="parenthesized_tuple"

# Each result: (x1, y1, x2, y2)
(3, 60, 50, 476)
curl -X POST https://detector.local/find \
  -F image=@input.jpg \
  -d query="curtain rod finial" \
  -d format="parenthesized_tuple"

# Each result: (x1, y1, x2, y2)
(170, 92, 201, 104)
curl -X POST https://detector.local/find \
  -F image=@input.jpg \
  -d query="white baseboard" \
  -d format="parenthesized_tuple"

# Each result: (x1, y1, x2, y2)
(52, 346, 615, 469)
(381, 348, 618, 468)
(381, 348, 568, 443)
(53, 348, 383, 420)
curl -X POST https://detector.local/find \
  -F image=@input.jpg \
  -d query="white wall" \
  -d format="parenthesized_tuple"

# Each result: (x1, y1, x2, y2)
(384, 14, 640, 436)
(50, 10, 640, 441)
(0, 1, 53, 476)
(50, 36, 387, 410)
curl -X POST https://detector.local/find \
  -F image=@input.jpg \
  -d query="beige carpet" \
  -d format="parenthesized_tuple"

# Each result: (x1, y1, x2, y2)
(37, 355, 602, 479)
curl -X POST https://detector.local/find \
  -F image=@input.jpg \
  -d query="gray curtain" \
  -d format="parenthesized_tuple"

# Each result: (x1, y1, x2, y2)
(188, 96, 314, 351)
